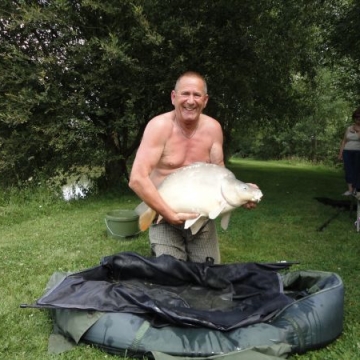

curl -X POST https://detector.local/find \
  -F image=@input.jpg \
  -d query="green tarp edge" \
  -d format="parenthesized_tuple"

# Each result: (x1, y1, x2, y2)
(151, 343, 292, 360)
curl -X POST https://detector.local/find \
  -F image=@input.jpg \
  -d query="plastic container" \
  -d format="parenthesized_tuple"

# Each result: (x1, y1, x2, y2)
(105, 210, 140, 239)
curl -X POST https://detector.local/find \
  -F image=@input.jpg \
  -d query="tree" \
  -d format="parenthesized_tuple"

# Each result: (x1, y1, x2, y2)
(0, 0, 350, 188)
(331, 0, 360, 101)
(1, 0, 169, 187)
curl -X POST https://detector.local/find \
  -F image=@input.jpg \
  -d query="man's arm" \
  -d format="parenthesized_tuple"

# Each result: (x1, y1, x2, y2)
(129, 116, 197, 225)
(209, 119, 225, 166)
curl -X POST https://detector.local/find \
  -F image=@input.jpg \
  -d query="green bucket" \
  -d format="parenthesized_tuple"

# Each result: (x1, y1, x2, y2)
(105, 209, 140, 239)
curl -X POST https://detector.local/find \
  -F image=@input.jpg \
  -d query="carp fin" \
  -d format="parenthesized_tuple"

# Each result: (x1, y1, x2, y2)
(185, 216, 208, 235)
(135, 201, 149, 216)
(220, 213, 231, 230)
(208, 204, 226, 219)
(135, 202, 157, 231)
(139, 208, 157, 231)
(184, 215, 202, 230)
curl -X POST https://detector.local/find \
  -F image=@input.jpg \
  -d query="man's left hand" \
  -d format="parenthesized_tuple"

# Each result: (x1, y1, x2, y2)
(242, 201, 257, 209)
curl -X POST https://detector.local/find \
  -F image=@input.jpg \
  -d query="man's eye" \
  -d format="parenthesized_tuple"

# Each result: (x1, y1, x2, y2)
(179, 93, 202, 99)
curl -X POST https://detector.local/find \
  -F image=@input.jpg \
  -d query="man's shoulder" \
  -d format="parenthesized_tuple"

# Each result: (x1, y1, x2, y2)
(146, 111, 173, 130)
(201, 113, 222, 129)
(151, 111, 174, 123)
(143, 112, 174, 140)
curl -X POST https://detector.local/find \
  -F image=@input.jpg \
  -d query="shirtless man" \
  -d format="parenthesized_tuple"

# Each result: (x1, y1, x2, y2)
(129, 71, 248, 263)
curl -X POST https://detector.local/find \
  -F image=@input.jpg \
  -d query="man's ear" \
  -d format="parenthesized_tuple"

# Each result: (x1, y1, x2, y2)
(203, 94, 209, 108)
(171, 90, 176, 105)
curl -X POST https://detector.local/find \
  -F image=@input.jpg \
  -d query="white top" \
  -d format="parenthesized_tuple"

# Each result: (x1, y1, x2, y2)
(344, 127, 360, 151)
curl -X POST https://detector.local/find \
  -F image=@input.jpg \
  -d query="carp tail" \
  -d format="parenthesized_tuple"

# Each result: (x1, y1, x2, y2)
(135, 202, 157, 231)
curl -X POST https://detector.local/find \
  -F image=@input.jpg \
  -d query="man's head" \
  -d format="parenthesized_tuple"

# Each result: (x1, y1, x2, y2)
(171, 72, 209, 122)
(174, 71, 208, 94)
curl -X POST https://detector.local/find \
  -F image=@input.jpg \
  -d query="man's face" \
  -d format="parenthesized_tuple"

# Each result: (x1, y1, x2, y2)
(171, 76, 209, 122)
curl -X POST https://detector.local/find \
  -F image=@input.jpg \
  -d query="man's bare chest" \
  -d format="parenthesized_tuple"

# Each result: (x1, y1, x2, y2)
(161, 135, 212, 169)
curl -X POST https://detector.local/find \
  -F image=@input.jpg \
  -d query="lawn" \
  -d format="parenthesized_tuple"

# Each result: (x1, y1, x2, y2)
(1, 159, 359, 359)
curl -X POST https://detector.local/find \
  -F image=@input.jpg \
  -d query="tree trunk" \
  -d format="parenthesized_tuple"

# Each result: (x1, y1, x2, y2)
(104, 158, 129, 188)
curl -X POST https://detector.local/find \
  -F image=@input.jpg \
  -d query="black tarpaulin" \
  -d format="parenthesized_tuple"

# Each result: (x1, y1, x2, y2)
(31, 252, 294, 331)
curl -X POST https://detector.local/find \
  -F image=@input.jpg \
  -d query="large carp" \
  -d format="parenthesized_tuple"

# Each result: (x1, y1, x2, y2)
(136, 162, 263, 235)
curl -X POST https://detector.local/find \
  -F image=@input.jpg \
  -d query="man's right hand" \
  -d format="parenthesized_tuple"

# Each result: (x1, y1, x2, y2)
(159, 212, 199, 225)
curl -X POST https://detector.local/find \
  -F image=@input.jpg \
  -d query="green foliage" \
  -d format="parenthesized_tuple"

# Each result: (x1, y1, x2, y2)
(232, 67, 354, 163)
(1, 0, 168, 187)
(0, 0, 358, 187)
(1, 159, 360, 359)
(330, 0, 360, 101)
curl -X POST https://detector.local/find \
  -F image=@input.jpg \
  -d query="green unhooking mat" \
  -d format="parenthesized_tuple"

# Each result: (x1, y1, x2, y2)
(22, 252, 344, 358)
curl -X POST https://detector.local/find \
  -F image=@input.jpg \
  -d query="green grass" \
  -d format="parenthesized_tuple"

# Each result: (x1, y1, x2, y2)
(1, 159, 360, 359)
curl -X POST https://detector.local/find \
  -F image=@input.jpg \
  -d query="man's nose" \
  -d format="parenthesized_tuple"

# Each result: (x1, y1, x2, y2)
(186, 95, 195, 103)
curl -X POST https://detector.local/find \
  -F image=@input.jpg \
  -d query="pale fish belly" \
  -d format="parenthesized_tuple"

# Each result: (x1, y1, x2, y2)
(136, 162, 263, 234)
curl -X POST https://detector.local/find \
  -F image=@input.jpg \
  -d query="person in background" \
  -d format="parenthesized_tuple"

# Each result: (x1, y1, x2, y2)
(338, 106, 360, 197)
(129, 71, 256, 264)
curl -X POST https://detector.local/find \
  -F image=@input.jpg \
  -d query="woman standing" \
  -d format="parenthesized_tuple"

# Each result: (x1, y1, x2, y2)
(339, 107, 360, 196)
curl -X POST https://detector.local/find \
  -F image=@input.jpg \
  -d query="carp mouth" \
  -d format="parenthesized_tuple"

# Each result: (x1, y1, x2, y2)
(222, 178, 263, 206)
(251, 191, 263, 202)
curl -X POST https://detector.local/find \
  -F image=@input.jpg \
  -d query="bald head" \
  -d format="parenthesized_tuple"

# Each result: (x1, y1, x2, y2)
(175, 71, 208, 95)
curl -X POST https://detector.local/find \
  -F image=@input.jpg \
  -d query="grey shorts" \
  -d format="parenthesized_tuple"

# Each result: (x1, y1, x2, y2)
(149, 220, 220, 264)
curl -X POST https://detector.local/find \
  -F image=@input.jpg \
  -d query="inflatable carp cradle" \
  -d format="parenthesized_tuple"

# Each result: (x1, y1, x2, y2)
(25, 252, 344, 357)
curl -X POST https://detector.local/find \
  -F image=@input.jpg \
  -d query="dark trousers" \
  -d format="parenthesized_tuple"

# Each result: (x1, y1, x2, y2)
(343, 149, 360, 191)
